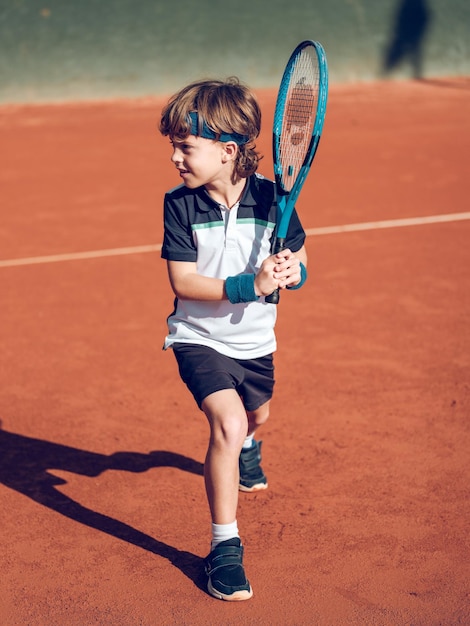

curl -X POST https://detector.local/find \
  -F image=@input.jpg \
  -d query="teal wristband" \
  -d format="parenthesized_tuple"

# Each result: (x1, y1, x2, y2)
(225, 274, 260, 304)
(287, 262, 307, 290)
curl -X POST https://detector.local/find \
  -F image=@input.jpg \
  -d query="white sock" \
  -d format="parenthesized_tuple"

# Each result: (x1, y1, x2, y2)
(242, 433, 255, 449)
(211, 520, 239, 550)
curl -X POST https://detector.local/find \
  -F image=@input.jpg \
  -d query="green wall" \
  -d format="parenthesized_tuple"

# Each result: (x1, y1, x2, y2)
(0, 0, 469, 103)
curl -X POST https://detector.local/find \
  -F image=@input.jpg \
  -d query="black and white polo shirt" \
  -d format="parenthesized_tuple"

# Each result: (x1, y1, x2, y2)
(161, 173, 306, 358)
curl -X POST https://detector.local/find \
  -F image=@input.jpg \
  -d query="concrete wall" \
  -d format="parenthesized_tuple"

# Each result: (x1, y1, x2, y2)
(0, 0, 469, 104)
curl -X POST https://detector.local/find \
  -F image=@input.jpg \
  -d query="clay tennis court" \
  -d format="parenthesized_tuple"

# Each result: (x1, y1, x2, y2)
(1, 79, 469, 625)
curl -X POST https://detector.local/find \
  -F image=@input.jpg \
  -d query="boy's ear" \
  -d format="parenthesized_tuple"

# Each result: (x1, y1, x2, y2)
(222, 141, 238, 162)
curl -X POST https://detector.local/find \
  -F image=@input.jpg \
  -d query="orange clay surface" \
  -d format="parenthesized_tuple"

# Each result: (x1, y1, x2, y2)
(1, 79, 469, 625)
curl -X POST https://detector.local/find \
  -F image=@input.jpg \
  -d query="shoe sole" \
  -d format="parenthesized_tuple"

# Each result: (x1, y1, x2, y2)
(207, 579, 253, 601)
(239, 482, 268, 493)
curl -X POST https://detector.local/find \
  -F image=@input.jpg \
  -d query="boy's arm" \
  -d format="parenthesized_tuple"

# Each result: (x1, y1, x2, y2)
(167, 255, 285, 301)
(167, 260, 226, 301)
(293, 245, 307, 267)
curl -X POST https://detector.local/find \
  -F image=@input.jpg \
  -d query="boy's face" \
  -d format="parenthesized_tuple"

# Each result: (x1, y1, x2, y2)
(170, 134, 235, 189)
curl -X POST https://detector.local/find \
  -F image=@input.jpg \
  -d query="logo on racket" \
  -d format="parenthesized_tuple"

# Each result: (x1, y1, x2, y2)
(286, 77, 315, 146)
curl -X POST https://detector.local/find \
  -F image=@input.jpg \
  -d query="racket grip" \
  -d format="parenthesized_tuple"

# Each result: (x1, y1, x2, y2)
(265, 237, 286, 305)
(265, 288, 280, 304)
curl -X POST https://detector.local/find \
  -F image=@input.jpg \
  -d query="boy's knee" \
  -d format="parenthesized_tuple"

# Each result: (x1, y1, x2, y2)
(248, 404, 270, 428)
(211, 414, 247, 449)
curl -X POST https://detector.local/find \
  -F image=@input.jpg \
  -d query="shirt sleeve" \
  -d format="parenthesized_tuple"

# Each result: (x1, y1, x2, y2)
(284, 207, 306, 252)
(161, 193, 198, 262)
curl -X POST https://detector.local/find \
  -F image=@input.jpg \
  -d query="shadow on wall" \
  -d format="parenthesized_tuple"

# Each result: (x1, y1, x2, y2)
(382, 0, 432, 78)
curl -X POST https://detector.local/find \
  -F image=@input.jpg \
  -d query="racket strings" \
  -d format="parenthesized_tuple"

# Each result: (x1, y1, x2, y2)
(278, 48, 319, 191)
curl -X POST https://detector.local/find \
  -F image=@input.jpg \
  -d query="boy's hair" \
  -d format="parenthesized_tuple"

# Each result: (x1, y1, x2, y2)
(159, 77, 262, 181)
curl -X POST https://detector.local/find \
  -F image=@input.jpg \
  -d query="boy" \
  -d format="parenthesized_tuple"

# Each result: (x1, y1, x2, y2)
(159, 77, 307, 601)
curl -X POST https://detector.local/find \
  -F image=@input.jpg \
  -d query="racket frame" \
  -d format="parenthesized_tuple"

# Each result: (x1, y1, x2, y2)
(266, 39, 328, 303)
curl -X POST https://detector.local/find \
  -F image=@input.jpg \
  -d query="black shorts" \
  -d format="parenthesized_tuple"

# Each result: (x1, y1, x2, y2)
(172, 343, 275, 411)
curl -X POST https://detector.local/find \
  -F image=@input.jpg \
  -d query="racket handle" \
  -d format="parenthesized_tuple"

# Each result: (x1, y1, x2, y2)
(265, 288, 280, 304)
(265, 238, 286, 305)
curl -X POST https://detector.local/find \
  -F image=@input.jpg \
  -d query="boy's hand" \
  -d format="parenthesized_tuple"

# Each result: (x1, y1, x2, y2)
(254, 254, 280, 296)
(273, 249, 302, 289)
(254, 248, 302, 296)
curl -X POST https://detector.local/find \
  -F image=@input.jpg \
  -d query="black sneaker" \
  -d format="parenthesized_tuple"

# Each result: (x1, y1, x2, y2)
(204, 538, 253, 601)
(239, 440, 268, 492)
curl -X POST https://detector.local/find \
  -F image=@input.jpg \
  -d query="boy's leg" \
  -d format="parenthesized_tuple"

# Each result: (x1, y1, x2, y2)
(201, 388, 253, 600)
(239, 400, 270, 493)
(246, 400, 270, 437)
(201, 388, 248, 523)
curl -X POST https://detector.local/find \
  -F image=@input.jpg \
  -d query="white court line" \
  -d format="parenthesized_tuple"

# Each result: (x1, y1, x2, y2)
(0, 244, 162, 268)
(305, 212, 470, 236)
(1, 212, 469, 269)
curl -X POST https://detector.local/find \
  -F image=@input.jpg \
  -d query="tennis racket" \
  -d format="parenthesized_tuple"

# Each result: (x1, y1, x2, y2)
(265, 40, 328, 304)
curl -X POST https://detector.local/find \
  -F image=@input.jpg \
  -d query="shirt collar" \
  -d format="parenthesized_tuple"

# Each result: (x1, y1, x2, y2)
(194, 176, 260, 212)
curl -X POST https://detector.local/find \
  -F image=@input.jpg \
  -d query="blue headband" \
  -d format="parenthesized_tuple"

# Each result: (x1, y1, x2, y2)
(188, 111, 249, 145)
